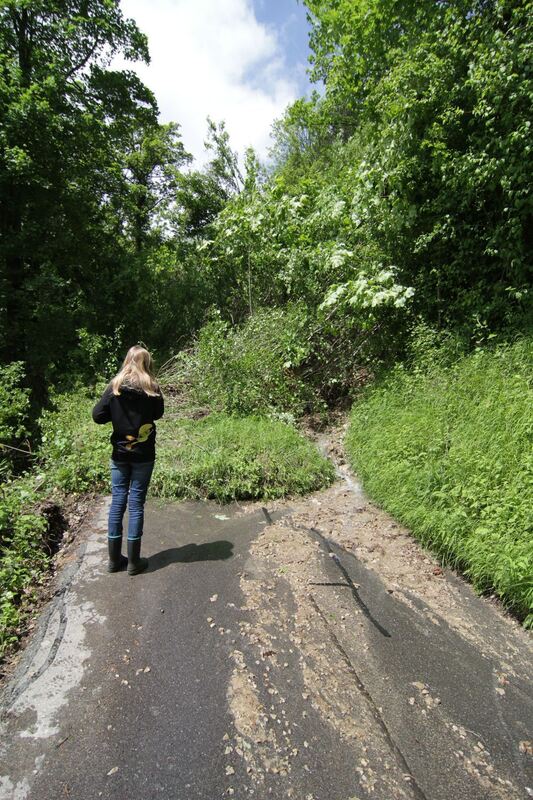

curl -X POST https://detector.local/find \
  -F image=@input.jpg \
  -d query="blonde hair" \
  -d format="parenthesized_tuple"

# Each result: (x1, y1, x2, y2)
(111, 345, 160, 397)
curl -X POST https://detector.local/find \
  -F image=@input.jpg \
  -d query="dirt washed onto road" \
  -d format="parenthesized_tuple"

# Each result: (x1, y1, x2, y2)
(313, 422, 529, 669)
(228, 421, 532, 799)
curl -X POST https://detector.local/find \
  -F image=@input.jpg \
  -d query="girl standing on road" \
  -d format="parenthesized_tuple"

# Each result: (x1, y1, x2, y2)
(92, 345, 164, 576)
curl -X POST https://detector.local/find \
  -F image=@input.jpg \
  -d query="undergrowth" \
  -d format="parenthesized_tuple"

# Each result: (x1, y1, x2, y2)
(157, 305, 382, 419)
(0, 475, 53, 657)
(158, 307, 317, 419)
(346, 338, 533, 626)
(39, 390, 334, 501)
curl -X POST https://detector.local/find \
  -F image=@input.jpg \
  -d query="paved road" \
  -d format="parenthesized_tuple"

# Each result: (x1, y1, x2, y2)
(0, 497, 532, 800)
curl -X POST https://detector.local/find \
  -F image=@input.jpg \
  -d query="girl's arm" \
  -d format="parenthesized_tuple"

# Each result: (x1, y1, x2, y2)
(152, 392, 164, 421)
(92, 388, 112, 424)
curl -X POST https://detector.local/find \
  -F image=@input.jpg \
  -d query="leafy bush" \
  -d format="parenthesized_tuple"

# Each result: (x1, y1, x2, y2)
(39, 388, 111, 492)
(0, 476, 49, 656)
(76, 327, 125, 386)
(405, 321, 466, 372)
(160, 304, 402, 415)
(160, 307, 318, 417)
(346, 338, 533, 625)
(302, 0, 532, 332)
(0, 362, 31, 478)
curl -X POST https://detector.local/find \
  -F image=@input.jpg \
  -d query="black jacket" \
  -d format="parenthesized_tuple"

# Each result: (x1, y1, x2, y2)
(92, 385, 164, 463)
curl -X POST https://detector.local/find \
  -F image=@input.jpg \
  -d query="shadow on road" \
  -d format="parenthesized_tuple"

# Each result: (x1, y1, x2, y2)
(147, 540, 234, 571)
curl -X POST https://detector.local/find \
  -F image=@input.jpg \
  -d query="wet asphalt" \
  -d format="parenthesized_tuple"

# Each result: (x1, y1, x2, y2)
(0, 497, 532, 800)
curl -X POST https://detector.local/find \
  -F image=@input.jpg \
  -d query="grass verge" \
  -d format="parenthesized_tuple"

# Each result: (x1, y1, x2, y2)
(0, 476, 50, 658)
(345, 339, 533, 626)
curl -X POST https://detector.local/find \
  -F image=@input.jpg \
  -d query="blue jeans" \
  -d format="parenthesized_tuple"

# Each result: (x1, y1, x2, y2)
(108, 460, 154, 541)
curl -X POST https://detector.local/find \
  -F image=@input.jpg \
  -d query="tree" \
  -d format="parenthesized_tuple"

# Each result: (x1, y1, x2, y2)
(174, 118, 243, 239)
(204, 118, 243, 196)
(120, 122, 191, 251)
(305, 0, 470, 137)
(0, 0, 157, 380)
(302, 0, 533, 330)
(269, 94, 333, 177)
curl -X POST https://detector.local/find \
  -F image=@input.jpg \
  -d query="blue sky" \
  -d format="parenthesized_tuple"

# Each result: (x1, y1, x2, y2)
(118, 0, 313, 165)
(254, 0, 311, 78)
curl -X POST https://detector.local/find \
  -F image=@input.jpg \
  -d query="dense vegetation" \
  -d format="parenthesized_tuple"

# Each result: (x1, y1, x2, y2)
(39, 389, 333, 502)
(346, 335, 532, 623)
(3, 0, 530, 395)
(1, 0, 532, 654)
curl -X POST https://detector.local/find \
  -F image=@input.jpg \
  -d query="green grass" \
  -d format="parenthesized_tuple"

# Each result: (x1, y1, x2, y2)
(153, 413, 334, 501)
(346, 339, 533, 626)
(39, 392, 334, 501)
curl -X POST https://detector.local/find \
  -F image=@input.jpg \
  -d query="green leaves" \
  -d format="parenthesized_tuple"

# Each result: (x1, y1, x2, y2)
(0, 363, 30, 443)
(0, 0, 160, 373)
(0, 363, 31, 479)
(0, 475, 50, 657)
(321, 266, 415, 328)
(160, 307, 317, 418)
(299, 0, 533, 333)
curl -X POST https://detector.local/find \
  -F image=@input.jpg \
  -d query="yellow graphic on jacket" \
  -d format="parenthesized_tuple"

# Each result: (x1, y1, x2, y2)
(125, 423, 153, 451)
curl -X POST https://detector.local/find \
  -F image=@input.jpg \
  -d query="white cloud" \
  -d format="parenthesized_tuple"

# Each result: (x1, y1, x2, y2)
(116, 0, 301, 165)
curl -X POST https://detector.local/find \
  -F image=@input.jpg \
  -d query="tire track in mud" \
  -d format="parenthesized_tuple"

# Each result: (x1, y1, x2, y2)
(227, 511, 423, 800)
(308, 595, 427, 800)
(262, 507, 427, 795)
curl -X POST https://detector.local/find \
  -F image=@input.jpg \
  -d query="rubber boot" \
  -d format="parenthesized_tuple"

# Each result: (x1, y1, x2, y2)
(127, 538, 148, 575)
(108, 538, 128, 573)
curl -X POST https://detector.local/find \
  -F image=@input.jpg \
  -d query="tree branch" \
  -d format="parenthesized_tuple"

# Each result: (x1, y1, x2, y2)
(64, 36, 99, 81)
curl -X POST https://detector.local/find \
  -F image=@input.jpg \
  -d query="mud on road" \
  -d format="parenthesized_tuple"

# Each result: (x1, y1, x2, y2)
(229, 423, 533, 799)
